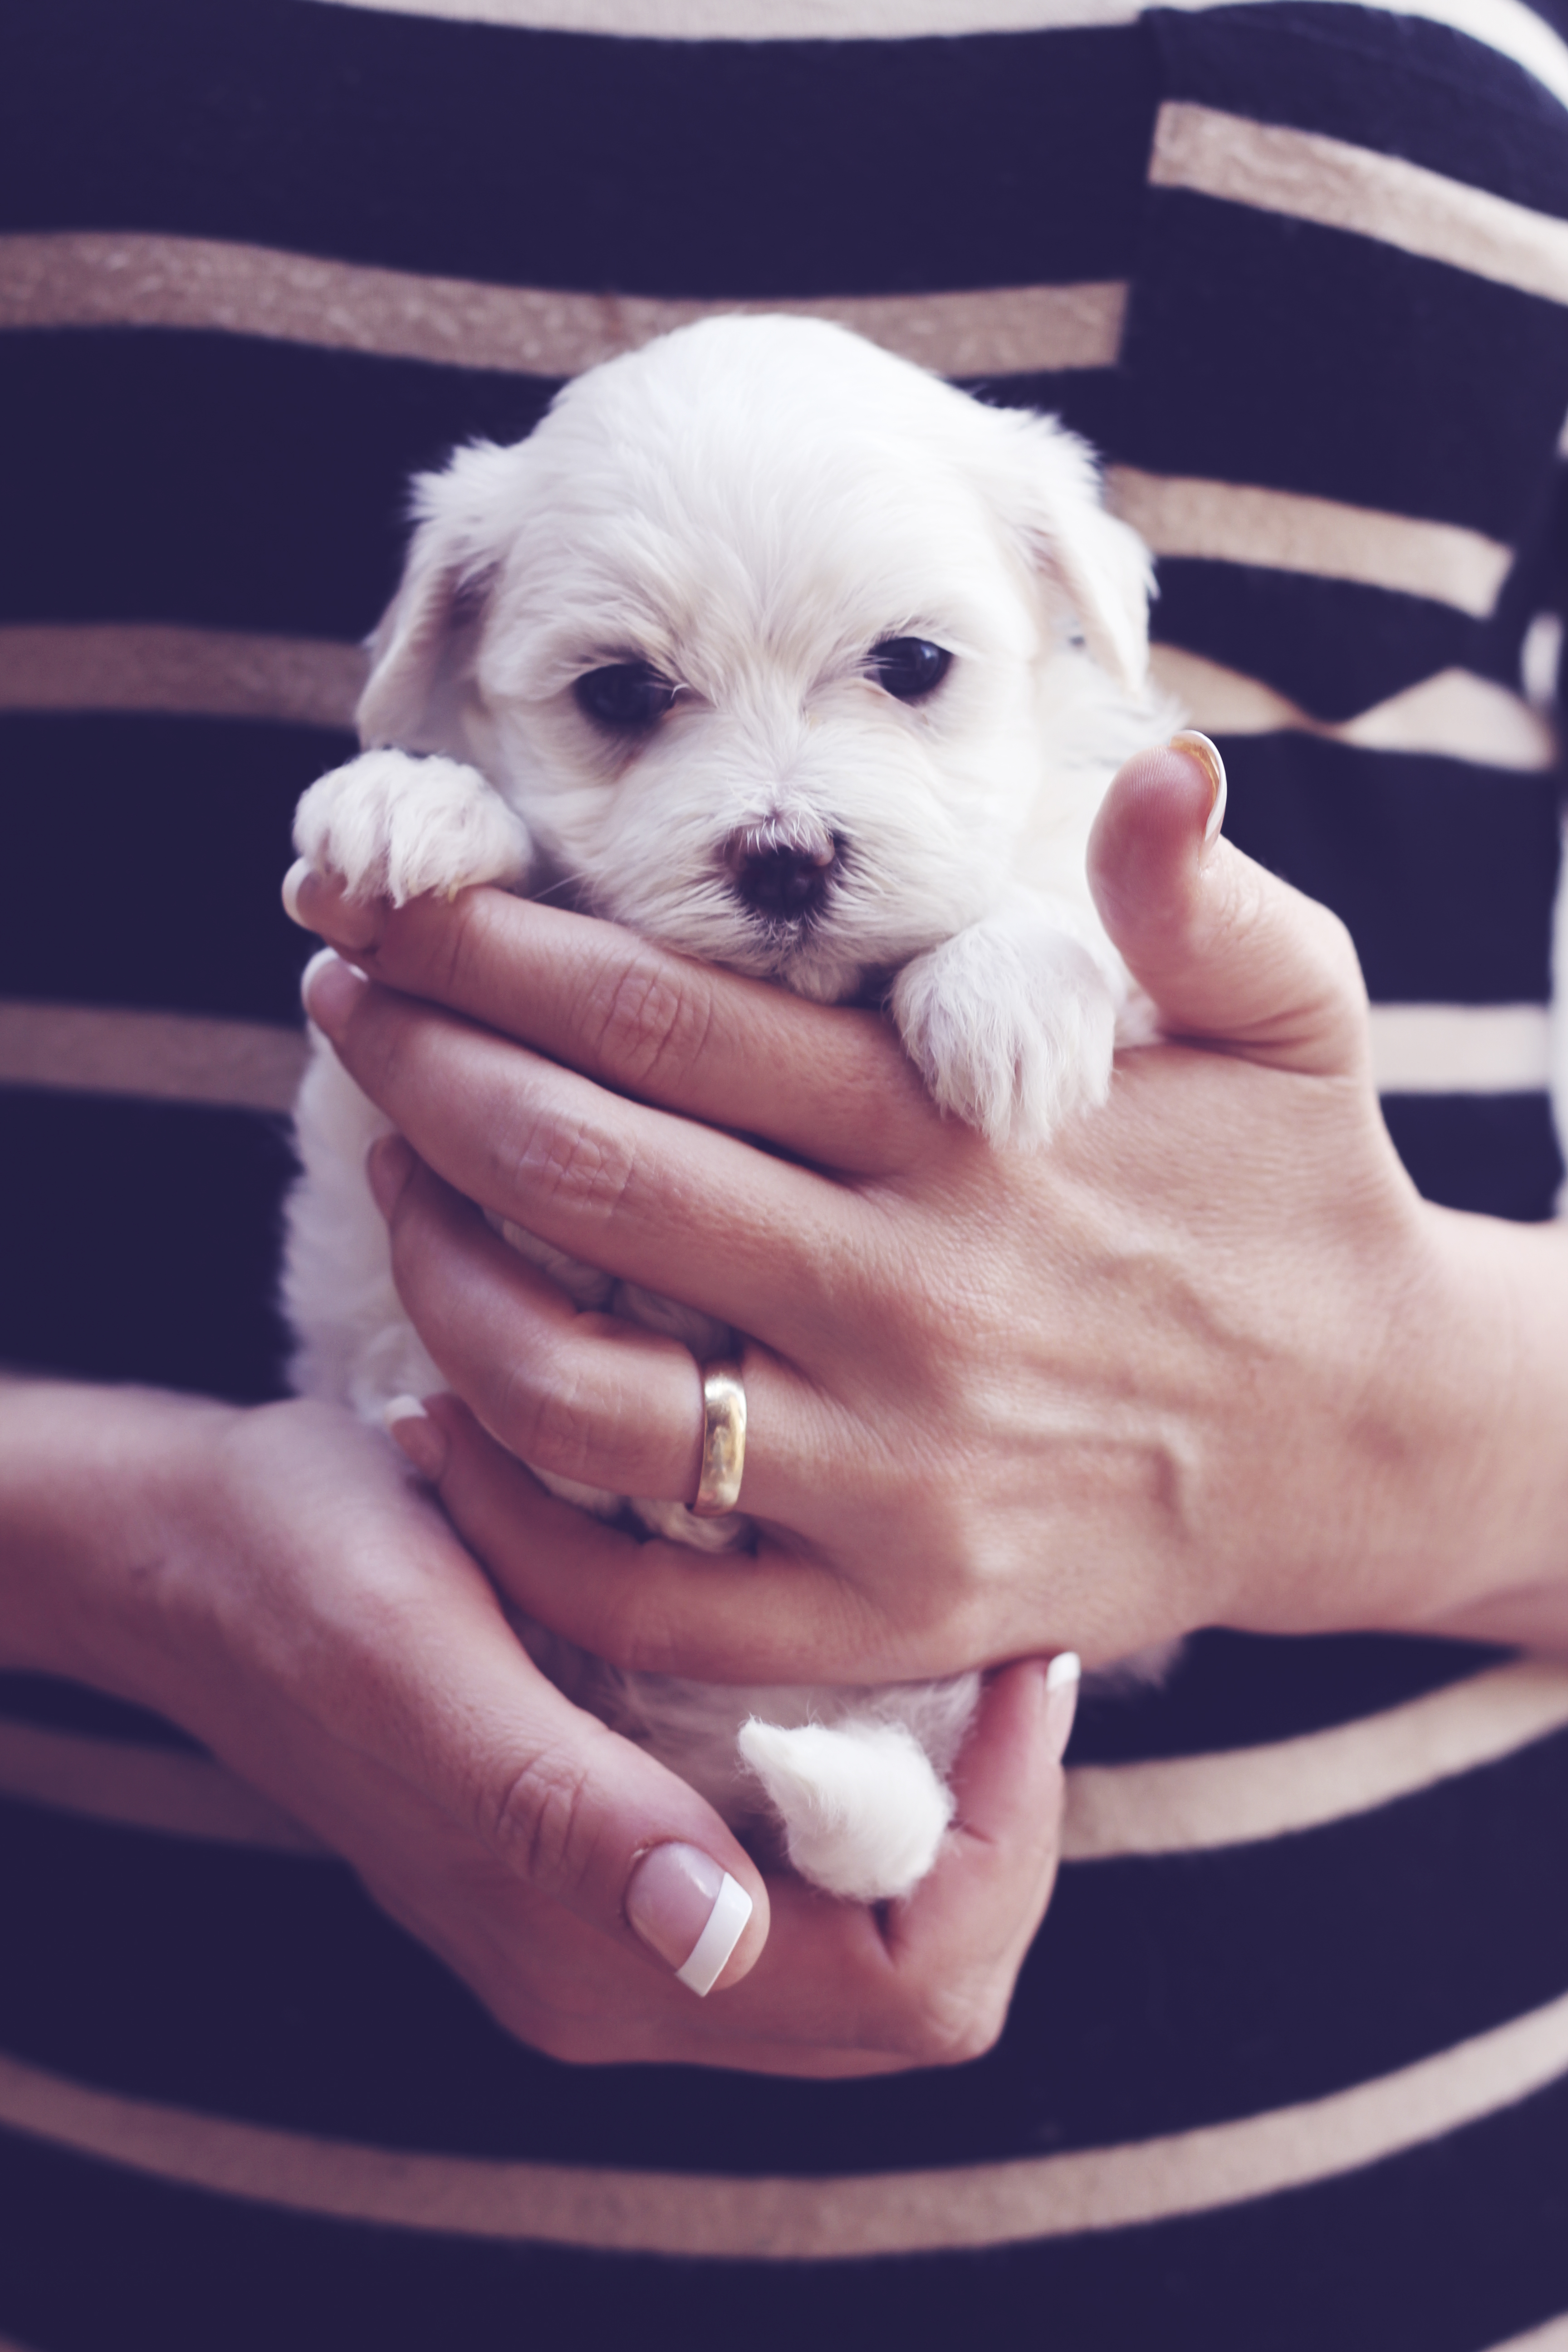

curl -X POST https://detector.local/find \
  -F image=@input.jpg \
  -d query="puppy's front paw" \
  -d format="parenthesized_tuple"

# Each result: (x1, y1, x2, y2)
(294, 747, 532, 906)
(892, 913, 1117, 1149)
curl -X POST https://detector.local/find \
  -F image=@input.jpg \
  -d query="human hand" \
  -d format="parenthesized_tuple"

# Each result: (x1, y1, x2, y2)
(0, 1382, 1076, 2073)
(288, 739, 1568, 1677)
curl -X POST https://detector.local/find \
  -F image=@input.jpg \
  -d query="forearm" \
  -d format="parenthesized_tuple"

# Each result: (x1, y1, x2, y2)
(0, 1376, 239, 1695)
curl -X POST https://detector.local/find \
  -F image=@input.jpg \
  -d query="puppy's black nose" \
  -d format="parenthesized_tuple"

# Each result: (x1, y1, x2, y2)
(725, 829, 838, 920)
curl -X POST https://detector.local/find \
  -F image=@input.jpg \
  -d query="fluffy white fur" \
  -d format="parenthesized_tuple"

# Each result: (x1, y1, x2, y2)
(284, 315, 1171, 1904)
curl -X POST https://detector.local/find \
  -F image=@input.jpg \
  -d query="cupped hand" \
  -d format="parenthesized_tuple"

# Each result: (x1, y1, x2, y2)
(288, 741, 1565, 1681)
(4, 1383, 1072, 2073)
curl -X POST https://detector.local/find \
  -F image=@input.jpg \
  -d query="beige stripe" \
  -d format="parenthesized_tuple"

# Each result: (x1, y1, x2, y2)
(301, 0, 1568, 115)
(1152, 102, 1568, 308)
(1485, 2323, 1568, 2352)
(0, 232, 1126, 379)
(1112, 467, 1513, 617)
(0, 622, 364, 728)
(0, 1002, 307, 1114)
(0, 1721, 321, 1856)
(6, 1658, 1562, 1866)
(1367, 1004, 1553, 1095)
(1063, 1658, 1568, 1862)
(1150, 646, 1558, 770)
(3, 1989, 1567, 2249)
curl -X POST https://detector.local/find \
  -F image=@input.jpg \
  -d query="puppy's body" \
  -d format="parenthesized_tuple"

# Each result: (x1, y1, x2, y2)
(285, 316, 1170, 1901)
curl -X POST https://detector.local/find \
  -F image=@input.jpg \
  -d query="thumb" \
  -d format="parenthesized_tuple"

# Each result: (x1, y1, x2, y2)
(452, 1632, 771, 1997)
(329, 1436, 773, 1996)
(1088, 734, 1371, 1080)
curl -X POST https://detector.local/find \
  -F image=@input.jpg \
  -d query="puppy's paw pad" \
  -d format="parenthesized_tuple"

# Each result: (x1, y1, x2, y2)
(294, 748, 532, 906)
(738, 1716, 953, 1901)
(893, 921, 1116, 1150)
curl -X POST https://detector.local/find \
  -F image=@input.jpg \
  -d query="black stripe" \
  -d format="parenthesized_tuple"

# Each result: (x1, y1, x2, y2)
(1381, 1092, 1566, 1220)
(0, 1093, 295, 1403)
(1218, 734, 1562, 1005)
(0, 1675, 202, 1752)
(0, 713, 344, 1024)
(3, 1728, 1566, 2166)
(1, 2064, 1566, 2352)
(967, 368, 1127, 462)
(1153, 563, 1478, 721)
(0, 0, 1157, 296)
(0, 333, 554, 642)
(1152, 0, 1568, 212)
(1066, 1627, 1507, 1763)
(1120, 196, 1568, 540)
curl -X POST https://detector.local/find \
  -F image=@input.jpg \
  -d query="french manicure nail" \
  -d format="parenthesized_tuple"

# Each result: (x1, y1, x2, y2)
(383, 1394, 448, 1480)
(625, 1843, 754, 1996)
(1169, 730, 1227, 850)
(301, 947, 367, 1036)
(1043, 1651, 1082, 1764)
(281, 858, 318, 929)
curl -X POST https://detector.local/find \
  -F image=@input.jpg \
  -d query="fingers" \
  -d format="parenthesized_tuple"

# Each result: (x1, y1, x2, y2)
(373, 1139, 706, 1501)
(390, 1392, 883, 1684)
(285, 863, 932, 1176)
(397, 1415, 1072, 2069)
(668, 1656, 1074, 2070)
(875, 1655, 1075, 2048)
(1088, 740, 1371, 1079)
(371, 1139, 838, 1523)
(304, 951, 860, 1349)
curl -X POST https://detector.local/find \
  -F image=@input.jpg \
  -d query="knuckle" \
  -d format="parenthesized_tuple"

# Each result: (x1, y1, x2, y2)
(507, 1107, 638, 1231)
(588, 950, 716, 1097)
(899, 1978, 1010, 2068)
(502, 1357, 600, 1486)
(480, 1745, 599, 1902)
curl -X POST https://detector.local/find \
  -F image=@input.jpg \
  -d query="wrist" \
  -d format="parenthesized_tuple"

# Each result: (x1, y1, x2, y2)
(1364, 1204, 1568, 1645)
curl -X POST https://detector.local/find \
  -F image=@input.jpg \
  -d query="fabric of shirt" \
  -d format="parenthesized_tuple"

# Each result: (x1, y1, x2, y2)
(2, 2, 1568, 2346)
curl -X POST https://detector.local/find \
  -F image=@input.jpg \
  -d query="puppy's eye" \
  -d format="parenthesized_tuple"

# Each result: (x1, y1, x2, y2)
(867, 637, 952, 702)
(573, 663, 678, 730)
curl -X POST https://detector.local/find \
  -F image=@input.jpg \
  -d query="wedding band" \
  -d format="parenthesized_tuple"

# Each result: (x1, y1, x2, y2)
(691, 1359, 747, 1517)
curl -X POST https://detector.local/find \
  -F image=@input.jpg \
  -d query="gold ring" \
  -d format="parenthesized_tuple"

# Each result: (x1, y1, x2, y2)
(691, 1358, 747, 1517)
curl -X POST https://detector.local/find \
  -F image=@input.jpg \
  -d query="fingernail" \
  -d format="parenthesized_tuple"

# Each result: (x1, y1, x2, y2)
(383, 1394, 448, 1480)
(282, 858, 318, 929)
(1169, 730, 1227, 849)
(625, 1844, 754, 1996)
(365, 1131, 414, 1217)
(1043, 1651, 1081, 1764)
(302, 947, 367, 1037)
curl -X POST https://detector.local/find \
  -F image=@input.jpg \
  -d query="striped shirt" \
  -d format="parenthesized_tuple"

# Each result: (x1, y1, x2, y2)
(2, 2, 1567, 2344)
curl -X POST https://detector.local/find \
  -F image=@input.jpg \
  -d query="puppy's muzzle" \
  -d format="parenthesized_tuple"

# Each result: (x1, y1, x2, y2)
(724, 820, 840, 923)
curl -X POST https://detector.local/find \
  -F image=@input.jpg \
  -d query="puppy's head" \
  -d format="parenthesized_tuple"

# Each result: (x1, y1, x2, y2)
(358, 314, 1153, 1000)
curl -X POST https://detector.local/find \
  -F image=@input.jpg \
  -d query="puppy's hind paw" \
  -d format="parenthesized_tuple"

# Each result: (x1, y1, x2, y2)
(738, 1716, 954, 1901)
(294, 747, 532, 906)
(892, 916, 1117, 1151)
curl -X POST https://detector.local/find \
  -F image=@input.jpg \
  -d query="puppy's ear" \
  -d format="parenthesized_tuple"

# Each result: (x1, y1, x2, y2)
(986, 412, 1153, 693)
(357, 442, 515, 753)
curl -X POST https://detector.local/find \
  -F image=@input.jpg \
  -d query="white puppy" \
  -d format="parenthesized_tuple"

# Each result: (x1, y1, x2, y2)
(285, 315, 1168, 1903)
